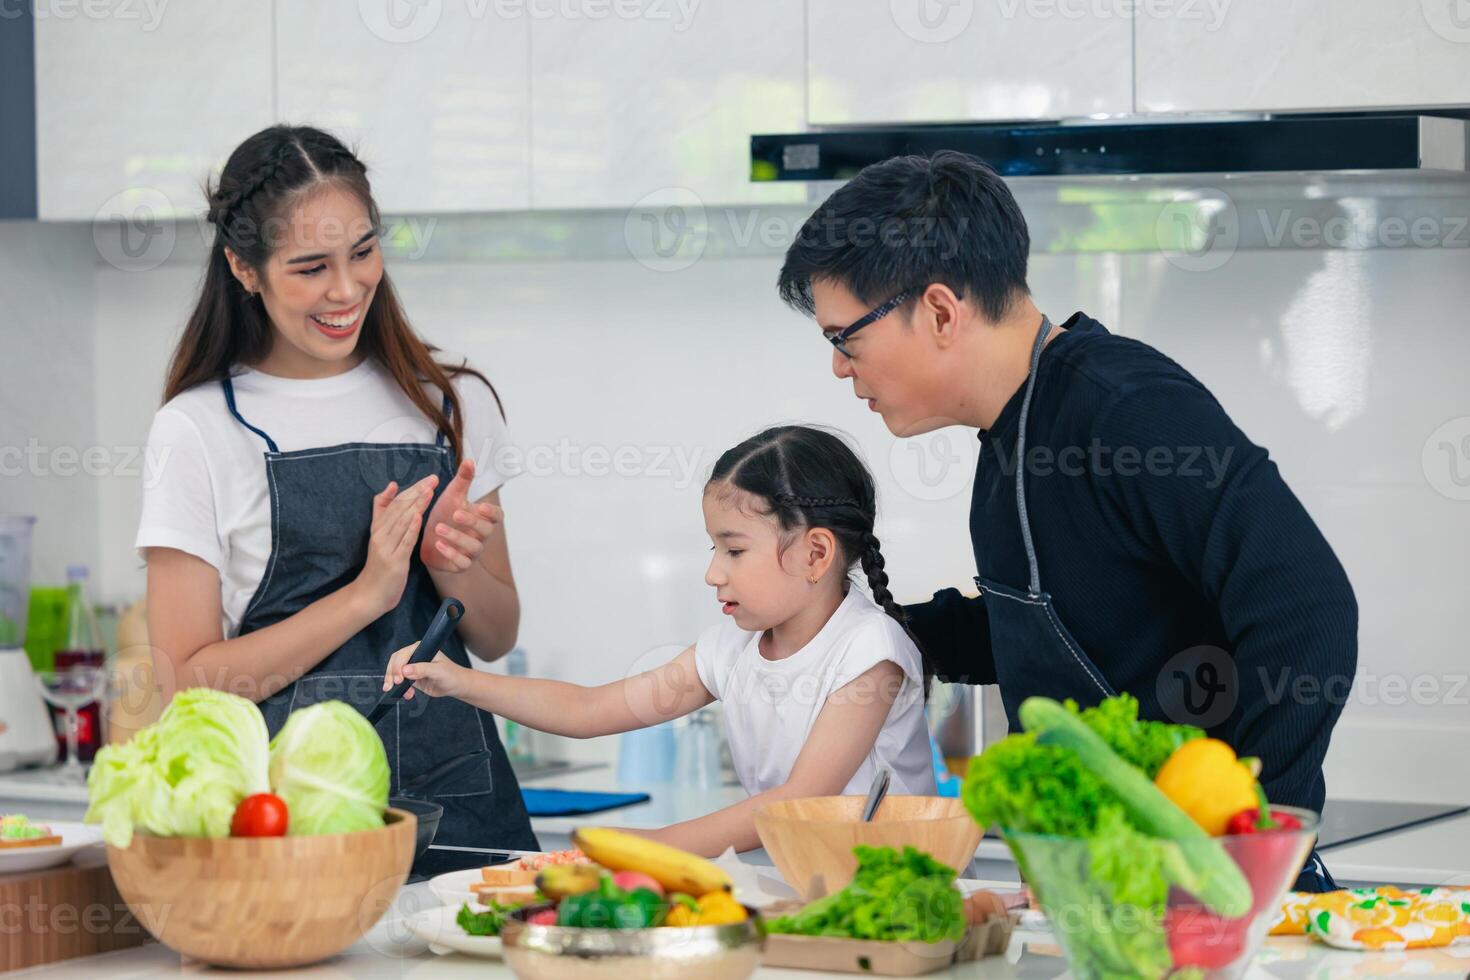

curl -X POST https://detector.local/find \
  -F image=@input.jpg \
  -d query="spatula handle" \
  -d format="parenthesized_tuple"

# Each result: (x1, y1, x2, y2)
(366, 597, 464, 726)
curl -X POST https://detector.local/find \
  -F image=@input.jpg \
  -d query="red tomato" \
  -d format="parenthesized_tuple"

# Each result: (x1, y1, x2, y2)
(1165, 907, 1247, 971)
(231, 793, 289, 837)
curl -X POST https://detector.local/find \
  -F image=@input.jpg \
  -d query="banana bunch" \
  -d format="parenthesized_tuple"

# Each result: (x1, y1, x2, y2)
(571, 827, 732, 896)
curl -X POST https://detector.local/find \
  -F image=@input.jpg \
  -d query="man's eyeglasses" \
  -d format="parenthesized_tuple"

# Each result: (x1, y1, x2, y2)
(825, 286, 924, 358)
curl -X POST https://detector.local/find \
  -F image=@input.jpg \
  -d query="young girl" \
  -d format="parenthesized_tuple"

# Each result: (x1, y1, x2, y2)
(385, 425, 937, 856)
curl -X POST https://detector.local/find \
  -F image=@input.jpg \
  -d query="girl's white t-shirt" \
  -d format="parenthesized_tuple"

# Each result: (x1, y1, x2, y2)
(694, 589, 937, 798)
(135, 357, 514, 638)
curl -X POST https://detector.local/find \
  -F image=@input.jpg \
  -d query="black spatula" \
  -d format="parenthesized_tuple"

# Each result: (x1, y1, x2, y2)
(367, 597, 464, 726)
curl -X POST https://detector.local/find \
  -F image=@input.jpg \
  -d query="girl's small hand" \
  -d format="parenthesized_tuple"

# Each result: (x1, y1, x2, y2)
(383, 648, 468, 700)
(354, 474, 438, 617)
(421, 458, 502, 573)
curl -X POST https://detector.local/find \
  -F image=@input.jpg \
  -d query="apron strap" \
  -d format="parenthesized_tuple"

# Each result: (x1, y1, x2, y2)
(224, 378, 453, 453)
(1014, 315, 1053, 598)
(221, 378, 280, 453)
(435, 390, 452, 449)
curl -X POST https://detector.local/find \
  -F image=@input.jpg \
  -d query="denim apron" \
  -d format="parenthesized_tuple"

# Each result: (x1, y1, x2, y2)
(222, 377, 539, 859)
(975, 319, 1335, 892)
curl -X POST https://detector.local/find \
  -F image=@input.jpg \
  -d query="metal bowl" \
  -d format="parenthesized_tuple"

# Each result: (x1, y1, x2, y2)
(499, 903, 763, 980)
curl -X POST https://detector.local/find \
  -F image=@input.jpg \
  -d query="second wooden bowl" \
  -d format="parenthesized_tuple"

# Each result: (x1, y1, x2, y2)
(106, 807, 416, 968)
(754, 795, 982, 899)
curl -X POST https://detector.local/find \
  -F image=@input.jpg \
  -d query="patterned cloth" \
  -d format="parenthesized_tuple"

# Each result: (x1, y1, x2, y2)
(1270, 886, 1470, 950)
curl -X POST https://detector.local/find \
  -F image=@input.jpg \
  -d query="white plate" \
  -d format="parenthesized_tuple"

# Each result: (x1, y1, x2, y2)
(406, 904, 505, 958)
(0, 822, 104, 874)
(428, 867, 487, 907)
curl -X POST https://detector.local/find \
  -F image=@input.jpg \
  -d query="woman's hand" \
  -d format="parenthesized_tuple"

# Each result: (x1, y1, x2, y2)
(383, 648, 470, 700)
(421, 458, 503, 573)
(352, 474, 438, 618)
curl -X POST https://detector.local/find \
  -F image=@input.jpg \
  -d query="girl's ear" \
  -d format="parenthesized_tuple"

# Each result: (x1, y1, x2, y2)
(223, 247, 259, 295)
(803, 527, 838, 582)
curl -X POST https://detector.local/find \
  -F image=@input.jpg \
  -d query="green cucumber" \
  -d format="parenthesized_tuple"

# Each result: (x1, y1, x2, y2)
(1019, 697, 1253, 917)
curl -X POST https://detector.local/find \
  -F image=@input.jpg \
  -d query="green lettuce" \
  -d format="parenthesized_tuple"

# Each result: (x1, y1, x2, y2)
(1072, 694, 1201, 779)
(268, 700, 389, 836)
(768, 845, 965, 944)
(85, 688, 271, 848)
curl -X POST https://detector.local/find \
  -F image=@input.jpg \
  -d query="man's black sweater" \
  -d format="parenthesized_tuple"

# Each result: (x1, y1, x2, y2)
(906, 313, 1358, 813)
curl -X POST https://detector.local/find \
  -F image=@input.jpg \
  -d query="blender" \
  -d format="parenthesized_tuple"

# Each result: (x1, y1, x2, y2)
(0, 516, 60, 772)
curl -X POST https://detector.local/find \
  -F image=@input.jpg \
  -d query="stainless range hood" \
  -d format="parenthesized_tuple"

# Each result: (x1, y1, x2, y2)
(751, 114, 1470, 182)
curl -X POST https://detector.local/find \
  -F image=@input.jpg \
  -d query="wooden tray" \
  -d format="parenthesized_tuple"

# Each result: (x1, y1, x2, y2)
(760, 900, 1012, 976)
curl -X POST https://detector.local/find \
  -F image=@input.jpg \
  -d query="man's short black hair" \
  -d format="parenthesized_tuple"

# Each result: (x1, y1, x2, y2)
(777, 151, 1030, 323)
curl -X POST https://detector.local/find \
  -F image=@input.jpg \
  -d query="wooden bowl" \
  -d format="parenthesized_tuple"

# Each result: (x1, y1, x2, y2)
(754, 795, 982, 899)
(106, 807, 415, 968)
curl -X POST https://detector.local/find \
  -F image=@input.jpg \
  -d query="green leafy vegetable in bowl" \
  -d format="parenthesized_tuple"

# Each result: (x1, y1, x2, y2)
(1068, 692, 1202, 779)
(85, 690, 393, 847)
(85, 689, 271, 848)
(963, 694, 1252, 980)
(268, 701, 389, 836)
(767, 845, 966, 944)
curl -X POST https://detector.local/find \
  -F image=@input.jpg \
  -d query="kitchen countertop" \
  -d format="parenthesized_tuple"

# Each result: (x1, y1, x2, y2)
(1321, 811, 1470, 888)
(13, 873, 1470, 978)
(8, 764, 1470, 975)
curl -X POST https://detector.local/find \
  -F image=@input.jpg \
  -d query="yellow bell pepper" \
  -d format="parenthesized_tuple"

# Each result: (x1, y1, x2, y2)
(692, 891, 748, 926)
(1153, 738, 1258, 836)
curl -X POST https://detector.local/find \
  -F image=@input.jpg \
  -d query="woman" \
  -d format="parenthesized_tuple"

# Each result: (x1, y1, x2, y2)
(136, 125, 538, 857)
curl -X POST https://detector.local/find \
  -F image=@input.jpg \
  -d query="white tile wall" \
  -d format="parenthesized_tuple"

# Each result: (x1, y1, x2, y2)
(3, 195, 1467, 796)
(0, 222, 101, 587)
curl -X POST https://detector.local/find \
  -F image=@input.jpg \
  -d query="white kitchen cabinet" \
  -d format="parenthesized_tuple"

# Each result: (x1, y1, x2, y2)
(807, 0, 1132, 125)
(276, 3, 530, 213)
(34, 1, 273, 221)
(1136, 0, 1470, 114)
(529, 0, 805, 209)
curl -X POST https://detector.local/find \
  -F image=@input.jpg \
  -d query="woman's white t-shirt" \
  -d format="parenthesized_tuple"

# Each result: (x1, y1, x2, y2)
(694, 589, 937, 798)
(135, 357, 514, 638)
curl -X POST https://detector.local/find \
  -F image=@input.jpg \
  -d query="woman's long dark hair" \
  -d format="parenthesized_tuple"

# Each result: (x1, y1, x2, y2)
(164, 124, 497, 460)
(708, 425, 932, 694)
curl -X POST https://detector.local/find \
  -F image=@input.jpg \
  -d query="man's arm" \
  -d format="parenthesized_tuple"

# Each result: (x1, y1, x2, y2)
(903, 589, 997, 685)
(1092, 380, 1358, 812)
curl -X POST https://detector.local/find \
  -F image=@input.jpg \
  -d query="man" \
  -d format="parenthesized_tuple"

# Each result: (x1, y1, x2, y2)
(777, 151, 1357, 891)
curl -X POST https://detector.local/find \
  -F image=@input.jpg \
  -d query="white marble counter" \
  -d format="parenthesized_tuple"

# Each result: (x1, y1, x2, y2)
(11, 873, 1470, 978)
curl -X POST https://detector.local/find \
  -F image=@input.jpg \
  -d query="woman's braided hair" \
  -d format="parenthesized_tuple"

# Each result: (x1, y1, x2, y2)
(708, 426, 932, 695)
(205, 128, 368, 260)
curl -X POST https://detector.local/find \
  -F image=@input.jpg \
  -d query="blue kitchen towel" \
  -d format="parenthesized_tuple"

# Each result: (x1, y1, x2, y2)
(520, 788, 651, 817)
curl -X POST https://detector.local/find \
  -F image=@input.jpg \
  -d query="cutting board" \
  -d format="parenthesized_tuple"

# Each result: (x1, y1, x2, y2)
(0, 851, 151, 971)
